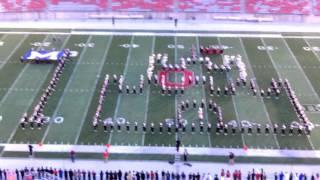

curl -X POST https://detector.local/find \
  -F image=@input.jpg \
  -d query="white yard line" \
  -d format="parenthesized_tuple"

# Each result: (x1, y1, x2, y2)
(6, 35, 71, 144)
(217, 37, 246, 147)
(239, 38, 281, 149)
(108, 36, 135, 145)
(74, 36, 113, 144)
(0, 36, 30, 107)
(174, 36, 179, 141)
(261, 38, 314, 149)
(41, 36, 92, 144)
(4, 36, 69, 150)
(0, 35, 27, 70)
(275, 38, 318, 150)
(0, 35, 49, 115)
(141, 36, 155, 146)
(196, 36, 212, 147)
(283, 38, 320, 103)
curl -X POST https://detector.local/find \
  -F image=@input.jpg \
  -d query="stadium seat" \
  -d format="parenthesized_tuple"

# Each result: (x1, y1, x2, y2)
(314, 0, 320, 15)
(48, 0, 107, 11)
(0, 0, 47, 12)
(111, 0, 174, 12)
(178, 0, 241, 13)
(246, 0, 311, 15)
(0, 0, 317, 15)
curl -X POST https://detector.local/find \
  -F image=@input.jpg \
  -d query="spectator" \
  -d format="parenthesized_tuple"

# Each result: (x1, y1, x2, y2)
(279, 171, 284, 180)
(229, 152, 235, 165)
(70, 150, 75, 163)
(176, 139, 181, 152)
(118, 170, 122, 180)
(28, 144, 33, 157)
(183, 149, 188, 162)
(174, 18, 178, 27)
(221, 169, 225, 180)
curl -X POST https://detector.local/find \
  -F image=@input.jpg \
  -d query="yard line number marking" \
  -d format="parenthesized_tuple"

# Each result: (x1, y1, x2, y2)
(257, 46, 278, 51)
(303, 46, 320, 52)
(30, 42, 51, 47)
(167, 44, 233, 50)
(42, 116, 64, 124)
(119, 44, 139, 48)
(103, 117, 127, 125)
(74, 43, 95, 48)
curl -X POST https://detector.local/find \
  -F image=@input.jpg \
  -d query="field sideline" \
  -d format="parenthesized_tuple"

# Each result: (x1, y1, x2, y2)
(1, 31, 320, 160)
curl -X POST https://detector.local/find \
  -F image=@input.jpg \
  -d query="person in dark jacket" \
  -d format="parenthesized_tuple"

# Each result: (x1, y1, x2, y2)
(100, 170, 104, 180)
(118, 170, 122, 180)
(155, 171, 159, 180)
(141, 171, 145, 180)
(105, 171, 109, 180)
(92, 171, 96, 180)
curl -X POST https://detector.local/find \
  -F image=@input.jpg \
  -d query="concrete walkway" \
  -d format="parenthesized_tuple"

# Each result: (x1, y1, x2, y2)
(1, 144, 320, 159)
(0, 19, 320, 34)
(0, 158, 319, 178)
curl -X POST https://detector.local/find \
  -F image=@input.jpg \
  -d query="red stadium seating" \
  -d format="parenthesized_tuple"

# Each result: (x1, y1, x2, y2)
(314, 0, 320, 15)
(178, 0, 241, 13)
(246, 0, 311, 15)
(111, 0, 174, 12)
(49, 0, 107, 11)
(0, 0, 47, 12)
(0, 0, 318, 16)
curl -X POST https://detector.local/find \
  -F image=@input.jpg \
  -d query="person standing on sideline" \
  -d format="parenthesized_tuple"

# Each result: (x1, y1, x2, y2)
(176, 138, 181, 152)
(103, 149, 109, 163)
(183, 149, 188, 162)
(174, 18, 178, 27)
(70, 150, 75, 163)
(28, 144, 33, 157)
(112, 16, 115, 26)
(229, 152, 235, 165)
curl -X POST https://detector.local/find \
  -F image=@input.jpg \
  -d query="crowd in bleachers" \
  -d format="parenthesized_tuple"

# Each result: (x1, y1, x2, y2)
(0, 167, 318, 180)
(1, 0, 320, 15)
(246, 0, 310, 15)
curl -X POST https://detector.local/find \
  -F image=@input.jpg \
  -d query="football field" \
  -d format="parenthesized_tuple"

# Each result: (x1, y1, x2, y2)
(1, 31, 320, 160)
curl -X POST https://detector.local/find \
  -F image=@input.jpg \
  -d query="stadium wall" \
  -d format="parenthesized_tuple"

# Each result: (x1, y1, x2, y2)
(0, 11, 312, 24)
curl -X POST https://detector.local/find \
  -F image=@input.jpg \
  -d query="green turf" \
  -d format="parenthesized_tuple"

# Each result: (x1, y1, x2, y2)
(144, 36, 175, 146)
(10, 35, 89, 144)
(177, 36, 211, 147)
(0, 34, 50, 143)
(1, 32, 320, 161)
(44, 35, 111, 144)
(10, 34, 69, 143)
(77, 36, 131, 145)
(198, 36, 242, 148)
(220, 37, 279, 149)
(285, 38, 320, 100)
(242, 37, 312, 150)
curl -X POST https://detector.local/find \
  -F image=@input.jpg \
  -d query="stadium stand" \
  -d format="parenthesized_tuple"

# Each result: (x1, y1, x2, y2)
(246, 0, 311, 15)
(314, 0, 320, 15)
(178, 0, 241, 13)
(0, 0, 317, 15)
(111, 0, 174, 12)
(49, 0, 107, 11)
(0, 0, 47, 12)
